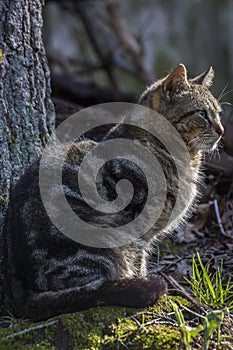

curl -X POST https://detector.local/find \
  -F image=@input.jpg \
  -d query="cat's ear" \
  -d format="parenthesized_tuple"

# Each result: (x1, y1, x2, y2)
(162, 64, 190, 100)
(190, 67, 214, 88)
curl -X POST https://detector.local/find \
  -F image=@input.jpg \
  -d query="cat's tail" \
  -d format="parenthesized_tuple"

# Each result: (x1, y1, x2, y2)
(97, 275, 167, 308)
(9, 275, 167, 321)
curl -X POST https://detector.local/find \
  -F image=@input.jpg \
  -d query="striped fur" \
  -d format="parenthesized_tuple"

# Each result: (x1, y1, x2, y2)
(3, 64, 223, 320)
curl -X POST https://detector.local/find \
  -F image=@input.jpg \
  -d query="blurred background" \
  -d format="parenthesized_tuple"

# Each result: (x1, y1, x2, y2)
(43, 0, 233, 99)
(42, 0, 233, 256)
(43, 0, 233, 152)
(43, 0, 233, 160)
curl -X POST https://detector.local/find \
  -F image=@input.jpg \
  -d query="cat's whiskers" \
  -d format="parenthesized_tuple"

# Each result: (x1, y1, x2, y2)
(215, 141, 223, 162)
(188, 136, 209, 153)
(216, 148, 220, 162)
(218, 141, 224, 149)
(202, 150, 206, 163)
(218, 89, 233, 102)
(218, 82, 229, 101)
(217, 82, 233, 102)
(209, 147, 216, 160)
(188, 136, 202, 145)
(220, 101, 232, 107)
(199, 139, 206, 151)
(188, 136, 204, 151)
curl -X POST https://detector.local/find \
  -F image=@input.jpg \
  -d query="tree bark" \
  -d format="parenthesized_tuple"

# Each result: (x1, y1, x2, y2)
(0, 0, 55, 302)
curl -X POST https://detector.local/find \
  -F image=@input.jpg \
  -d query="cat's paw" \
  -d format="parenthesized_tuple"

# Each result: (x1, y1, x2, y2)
(99, 275, 167, 308)
(120, 275, 167, 308)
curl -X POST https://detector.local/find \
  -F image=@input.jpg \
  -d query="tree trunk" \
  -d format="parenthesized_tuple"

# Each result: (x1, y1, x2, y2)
(0, 0, 55, 302)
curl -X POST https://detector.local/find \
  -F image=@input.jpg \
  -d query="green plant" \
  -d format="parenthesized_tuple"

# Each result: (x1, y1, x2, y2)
(171, 301, 224, 350)
(185, 252, 233, 309)
(203, 310, 224, 350)
(171, 301, 203, 350)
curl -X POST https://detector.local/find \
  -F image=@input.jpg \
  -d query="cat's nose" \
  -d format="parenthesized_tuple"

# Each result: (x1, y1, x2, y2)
(216, 124, 224, 137)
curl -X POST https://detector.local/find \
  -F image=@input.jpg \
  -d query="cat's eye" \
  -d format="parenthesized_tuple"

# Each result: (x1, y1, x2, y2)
(197, 109, 207, 119)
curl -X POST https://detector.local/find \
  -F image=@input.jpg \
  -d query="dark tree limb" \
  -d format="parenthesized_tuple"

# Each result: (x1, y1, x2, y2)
(51, 74, 136, 107)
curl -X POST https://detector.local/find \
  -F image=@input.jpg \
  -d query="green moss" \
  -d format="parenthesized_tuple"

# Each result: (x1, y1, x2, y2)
(101, 317, 181, 350)
(59, 296, 187, 349)
(60, 306, 131, 350)
(0, 296, 189, 349)
(0, 321, 57, 350)
(26, 340, 56, 350)
(130, 325, 181, 350)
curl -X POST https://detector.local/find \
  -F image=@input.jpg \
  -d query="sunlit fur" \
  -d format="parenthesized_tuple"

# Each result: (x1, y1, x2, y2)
(3, 64, 224, 321)
(139, 65, 224, 158)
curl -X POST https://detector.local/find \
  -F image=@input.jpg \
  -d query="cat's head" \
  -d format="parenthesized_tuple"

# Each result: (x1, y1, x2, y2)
(139, 64, 224, 154)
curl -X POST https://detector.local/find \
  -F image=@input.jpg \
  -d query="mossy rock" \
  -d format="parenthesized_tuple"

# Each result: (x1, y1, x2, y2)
(0, 296, 187, 350)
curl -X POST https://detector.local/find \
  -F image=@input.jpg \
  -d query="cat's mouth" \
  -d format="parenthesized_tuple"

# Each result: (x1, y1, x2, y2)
(189, 134, 222, 153)
(198, 136, 222, 152)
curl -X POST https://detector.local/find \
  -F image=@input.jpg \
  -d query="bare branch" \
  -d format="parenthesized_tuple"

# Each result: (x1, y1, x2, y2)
(106, 0, 152, 82)
(75, 2, 118, 89)
(106, 0, 141, 57)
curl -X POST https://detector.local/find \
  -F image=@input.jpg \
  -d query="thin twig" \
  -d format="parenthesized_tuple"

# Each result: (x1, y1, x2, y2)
(141, 318, 176, 327)
(5, 319, 59, 339)
(181, 304, 206, 319)
(213, 199, 227, 236)
(118, 339, 130, 350)
(161, 273, 209, 313)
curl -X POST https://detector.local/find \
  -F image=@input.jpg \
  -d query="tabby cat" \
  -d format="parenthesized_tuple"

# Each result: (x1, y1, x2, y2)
(3, 64, 224, 321)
